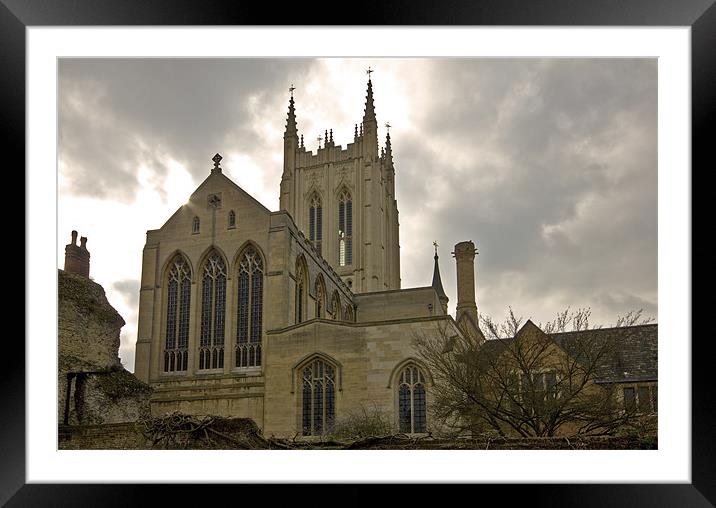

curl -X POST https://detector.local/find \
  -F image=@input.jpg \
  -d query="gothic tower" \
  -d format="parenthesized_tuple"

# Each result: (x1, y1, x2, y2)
(279, 75, 401, 293)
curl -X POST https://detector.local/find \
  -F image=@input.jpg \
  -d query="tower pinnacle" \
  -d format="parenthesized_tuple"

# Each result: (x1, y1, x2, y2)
(363, 72, 376, 123)
(285, 89, 297, 137)
(385, 123, 393, 167)
(431, 242, 449, 313)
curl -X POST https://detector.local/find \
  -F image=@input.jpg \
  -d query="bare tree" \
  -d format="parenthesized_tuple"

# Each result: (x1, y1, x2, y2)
(414, 308, 651, 438)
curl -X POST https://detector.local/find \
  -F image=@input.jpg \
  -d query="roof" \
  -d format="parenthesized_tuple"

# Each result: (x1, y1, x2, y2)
(479, 324, 658, 383)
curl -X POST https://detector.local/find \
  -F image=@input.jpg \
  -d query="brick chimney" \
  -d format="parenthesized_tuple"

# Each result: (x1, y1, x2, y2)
(452, 241, 478, 328)
(64, 230, 90, 277)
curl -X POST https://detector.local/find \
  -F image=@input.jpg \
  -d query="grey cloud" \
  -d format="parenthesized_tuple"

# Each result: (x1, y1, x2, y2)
(59, 58, 316, 202)
(113, 279, 140, 308)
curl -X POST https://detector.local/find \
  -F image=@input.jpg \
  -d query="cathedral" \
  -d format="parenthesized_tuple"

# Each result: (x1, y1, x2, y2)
(133, 76, 481, 438)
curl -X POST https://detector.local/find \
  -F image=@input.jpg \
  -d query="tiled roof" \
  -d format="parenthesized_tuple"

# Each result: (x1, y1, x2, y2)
(479, 324, 658, 383)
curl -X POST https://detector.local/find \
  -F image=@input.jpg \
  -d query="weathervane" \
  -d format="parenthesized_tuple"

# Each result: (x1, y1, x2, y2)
(385, 122, 391, 133)
(317, 134, 323, 148)
(366, 66, 373, 79)
(289, 84, 296, 97)
(433, 241, 439, 256)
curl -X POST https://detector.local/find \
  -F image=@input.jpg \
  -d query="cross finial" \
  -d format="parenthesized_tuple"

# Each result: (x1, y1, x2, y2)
(212, 153, 222, 170)
(289, 84, 296, 97)
(433, 240, 439, 256)
(366, 66, 373, 79)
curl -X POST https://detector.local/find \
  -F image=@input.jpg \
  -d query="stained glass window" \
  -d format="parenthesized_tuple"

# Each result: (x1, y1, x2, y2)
(236, 246, 264, 368)
(338, 189, 352, 266)
(198, 252, 226, 370)
(397, 364, 428, 433)
(302, 359, 336, 436)
(164, 255, 191, 372)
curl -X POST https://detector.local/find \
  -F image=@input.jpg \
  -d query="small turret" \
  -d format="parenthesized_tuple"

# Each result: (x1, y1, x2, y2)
(431, 242, 448, 314)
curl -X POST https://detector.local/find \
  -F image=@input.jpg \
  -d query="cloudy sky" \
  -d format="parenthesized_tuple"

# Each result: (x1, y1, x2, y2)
(58, 58, 657, 372)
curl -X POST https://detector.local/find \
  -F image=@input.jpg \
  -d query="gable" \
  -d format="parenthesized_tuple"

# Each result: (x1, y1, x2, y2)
(160, 171, 272, 233)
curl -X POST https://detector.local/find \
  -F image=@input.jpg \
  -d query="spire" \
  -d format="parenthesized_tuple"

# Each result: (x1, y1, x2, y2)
(284, 86, 297, 137)
(432, 241, 448, 303)
(363, 70, 376, 123)
(385, 123, 393, 167)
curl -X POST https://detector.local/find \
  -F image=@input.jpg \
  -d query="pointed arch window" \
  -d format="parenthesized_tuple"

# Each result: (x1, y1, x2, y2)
(295, 259, 307, 324)
(338, 189, 352, 266)
(398, 364, 427, 433)
(330, 291, 341, 321)
(192, 216, 200, 234)
(302, 358, 336, 436)
(344, 304, 355, 323)
(236, 246, 264, 368)
(164, 255, 191, 372)
(199, 251, 226, 370)
(308, 193, 323, 255)
(315, 277, 326, 319)
(228, 210, 236, 229)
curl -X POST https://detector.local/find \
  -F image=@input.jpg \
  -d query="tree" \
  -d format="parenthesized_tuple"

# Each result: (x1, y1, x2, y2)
(413, 308, 654, 438)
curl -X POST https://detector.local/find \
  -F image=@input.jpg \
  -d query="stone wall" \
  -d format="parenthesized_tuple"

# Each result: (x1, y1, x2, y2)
(58, 269, 152, 427)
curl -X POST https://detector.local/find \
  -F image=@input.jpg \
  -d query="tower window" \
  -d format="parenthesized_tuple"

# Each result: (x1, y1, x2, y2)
(192, 216, 200, 234)
(338, 189, 352, 266)
(309, 194, 322, 255)
(164, 255, 191, 372)
(236, 246, 264, 368)
(199, 251, 226, 370)
(228, 210, 236, 228)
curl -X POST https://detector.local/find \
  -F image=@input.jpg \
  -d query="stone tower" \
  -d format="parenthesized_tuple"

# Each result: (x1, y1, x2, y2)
(279, 75, 401, 293)
(453, 241, 479, 336)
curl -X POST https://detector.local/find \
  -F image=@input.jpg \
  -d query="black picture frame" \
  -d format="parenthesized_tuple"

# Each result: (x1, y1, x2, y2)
(8, 0, 711, 504)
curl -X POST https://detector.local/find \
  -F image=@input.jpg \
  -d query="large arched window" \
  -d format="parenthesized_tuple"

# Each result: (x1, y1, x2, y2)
(302, 358, 336, 436)
(199, 251, 226, 370)
(308, 193, 323, 255)
(295, 257, 307, 324)
(164, 255, 191, 372)
(338, 189, 352, 266)
(398, 364, 427, 433)
(236, 246, 264, 368)
(315, 276, 326, 319)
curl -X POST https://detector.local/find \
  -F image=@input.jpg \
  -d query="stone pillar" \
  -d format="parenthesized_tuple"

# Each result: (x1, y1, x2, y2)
(64, 230, 90, 277)
(453, 241, 478, 327)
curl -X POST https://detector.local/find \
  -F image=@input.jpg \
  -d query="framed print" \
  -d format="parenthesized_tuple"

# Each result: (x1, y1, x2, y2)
(8, 0, 712, 504)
